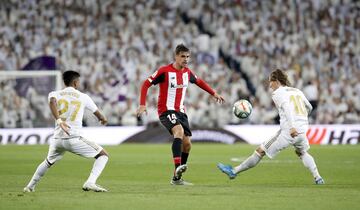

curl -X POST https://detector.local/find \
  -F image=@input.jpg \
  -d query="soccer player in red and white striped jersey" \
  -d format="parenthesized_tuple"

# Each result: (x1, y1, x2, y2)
(136, 44, 225, 185)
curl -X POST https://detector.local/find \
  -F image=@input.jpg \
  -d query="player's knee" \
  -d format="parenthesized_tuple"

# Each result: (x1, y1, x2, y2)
(45, 159, 54, 168)
(295, 150, 304, 157)
(255, 147, 266, 157)
(172, 126, 184, 138)
(96, 149, 109, 158)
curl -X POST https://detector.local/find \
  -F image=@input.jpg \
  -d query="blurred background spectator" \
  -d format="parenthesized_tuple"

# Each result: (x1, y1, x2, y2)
(0, 0, 359, 128)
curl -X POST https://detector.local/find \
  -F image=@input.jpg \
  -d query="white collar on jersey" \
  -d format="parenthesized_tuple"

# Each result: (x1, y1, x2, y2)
(63, 86, 77, 91)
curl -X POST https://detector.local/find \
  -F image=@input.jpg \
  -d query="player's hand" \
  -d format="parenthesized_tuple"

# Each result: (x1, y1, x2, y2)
(213, 93, 225, 104)
(99, 118, 108, 125)
(136, 105, 147, 117)
(290, 128, 299, 138)
(57, 119, 71, 136)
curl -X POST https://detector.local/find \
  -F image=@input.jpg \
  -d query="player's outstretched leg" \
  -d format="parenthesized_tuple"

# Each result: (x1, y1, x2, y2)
(23, 159, 52, 192)
(218, 150, 263, 180)
(297, 151, 324, 185)
(83, 152, 109, 192)
(233, 151, 263, 174)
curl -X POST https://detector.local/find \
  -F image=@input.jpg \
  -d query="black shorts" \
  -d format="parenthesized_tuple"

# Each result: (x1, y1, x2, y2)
(159, 110, 192, 136)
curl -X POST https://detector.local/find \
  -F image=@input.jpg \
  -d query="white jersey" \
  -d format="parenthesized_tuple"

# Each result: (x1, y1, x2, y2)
(271, 86, 312, 134)
(48, 87, 98, 139)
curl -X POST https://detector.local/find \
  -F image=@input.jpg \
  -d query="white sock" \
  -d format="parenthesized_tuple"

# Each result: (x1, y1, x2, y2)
(26, 160, 51, 189)
(233, 152, 262, 174)
(301, 152, 321, 179)
(86, 155, 108, 184)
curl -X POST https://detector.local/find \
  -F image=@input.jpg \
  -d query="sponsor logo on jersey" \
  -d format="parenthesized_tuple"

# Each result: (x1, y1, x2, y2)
(170, 83, 188, 88)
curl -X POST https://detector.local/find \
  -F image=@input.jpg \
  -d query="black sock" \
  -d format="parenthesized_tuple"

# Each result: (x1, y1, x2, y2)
(181, 152, 189, 165)
(172, 138, 182, 169)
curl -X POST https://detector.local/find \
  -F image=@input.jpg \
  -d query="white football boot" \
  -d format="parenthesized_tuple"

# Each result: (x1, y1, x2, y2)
(82, 182, 108, 192)
(170, 178, 194, 186)
(170, 164, 193, 185)
(174, 164, 187, 179)
(23, 186, 35, 193)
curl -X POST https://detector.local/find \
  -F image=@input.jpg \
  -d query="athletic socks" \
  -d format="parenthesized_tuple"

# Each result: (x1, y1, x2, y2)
(86, 155, 109, 184)
(233, 151, 262, 174)
(181, 152, 189, 165)
(300, 152, 321, 179)
(172, 138, 182, 169)
(26, 160, 51, 189)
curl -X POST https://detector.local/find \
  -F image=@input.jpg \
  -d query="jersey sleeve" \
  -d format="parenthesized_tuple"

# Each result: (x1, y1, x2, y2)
(148, 68, 165, 85)
(189, 70, 215, 95)
(300, 91, 313, 115)
(48, 91, 58, 102)
(84, 94, 98, 113)
(140, 68, 166, 106)
(189, 71, 198, 83)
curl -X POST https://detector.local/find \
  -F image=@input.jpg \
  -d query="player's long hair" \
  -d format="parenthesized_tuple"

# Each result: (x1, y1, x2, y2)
(269, 69, 291, 86)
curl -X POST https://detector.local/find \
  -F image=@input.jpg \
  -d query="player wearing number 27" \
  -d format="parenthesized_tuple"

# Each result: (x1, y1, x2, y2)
(137, 44, 225, 185)
(218, 69, 324, 184)
(24, 70, 109, 192)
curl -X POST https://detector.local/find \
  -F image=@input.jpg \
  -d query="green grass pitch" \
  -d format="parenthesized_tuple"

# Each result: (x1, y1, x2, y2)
(0, 144, 359, 210)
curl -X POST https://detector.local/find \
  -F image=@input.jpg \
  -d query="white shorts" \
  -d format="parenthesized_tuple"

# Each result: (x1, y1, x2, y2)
(46, 136, 103, 164)
(260, 130, 310, 159)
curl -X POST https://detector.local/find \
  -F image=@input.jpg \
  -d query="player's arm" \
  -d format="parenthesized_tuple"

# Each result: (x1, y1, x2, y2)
(282, 101, 298, 137)
(137, 79, 152, 116)
(301, 93, 313, 116)
(189, 71, 225, 104)
(49, 97, 60, 120)
(94, 110, 107, 125)
(272, 92, 297, 137)
(136, 70, 165, 116)
(48, 96, 70, 135)
(84, 94, 107, 125)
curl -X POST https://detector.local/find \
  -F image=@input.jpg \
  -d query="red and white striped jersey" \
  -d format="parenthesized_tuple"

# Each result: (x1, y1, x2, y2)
(140, 63, 215, 116)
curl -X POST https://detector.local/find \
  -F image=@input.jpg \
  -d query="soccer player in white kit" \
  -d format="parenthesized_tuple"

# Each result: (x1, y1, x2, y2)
(24, 70, 110, 192)
(218, 69, 324, 184)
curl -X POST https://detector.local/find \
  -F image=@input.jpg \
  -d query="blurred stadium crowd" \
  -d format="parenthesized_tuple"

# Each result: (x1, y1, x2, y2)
(0, 0, 359, 128)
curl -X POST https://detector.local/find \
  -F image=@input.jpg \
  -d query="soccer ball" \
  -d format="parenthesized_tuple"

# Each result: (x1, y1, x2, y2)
(233, 99, 252, 119)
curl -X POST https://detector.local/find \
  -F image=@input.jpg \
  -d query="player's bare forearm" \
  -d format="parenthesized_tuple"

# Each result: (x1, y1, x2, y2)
(212, 92, 225, 104)
(49, 97, 70, 135)
(49, 97, 60, 120)
(136, 105, 147, 117)
(94, 110, 108, 125)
